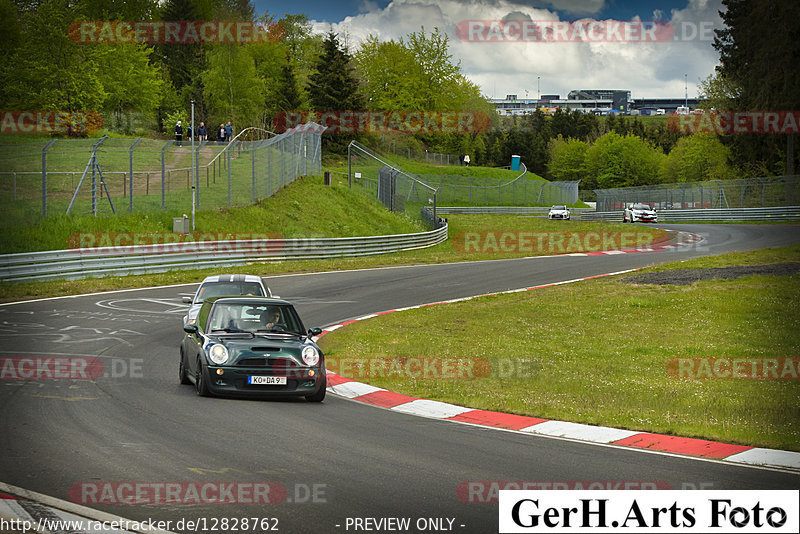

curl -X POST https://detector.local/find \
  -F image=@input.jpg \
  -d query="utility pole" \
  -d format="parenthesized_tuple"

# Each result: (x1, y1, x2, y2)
(684, 73, 688, 109)
(191, 100, 196, 231)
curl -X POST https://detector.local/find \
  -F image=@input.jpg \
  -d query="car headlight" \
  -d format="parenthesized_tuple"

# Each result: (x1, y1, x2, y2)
(302, 345, 320, 366)
(208, 344, 228, 365)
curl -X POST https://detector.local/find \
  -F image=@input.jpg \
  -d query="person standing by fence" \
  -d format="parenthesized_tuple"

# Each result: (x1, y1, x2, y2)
(198, 122, 207, 143)
(218, 123, 225, 144)
(224, 121, 233, 143)
(175, 121, 183, 146)
(464, 154, 470, 167)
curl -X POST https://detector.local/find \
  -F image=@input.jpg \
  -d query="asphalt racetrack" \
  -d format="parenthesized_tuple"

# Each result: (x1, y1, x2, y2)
(1, 224, 799, 533)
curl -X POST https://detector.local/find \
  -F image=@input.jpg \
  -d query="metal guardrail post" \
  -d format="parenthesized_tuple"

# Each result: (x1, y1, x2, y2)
(42, 139, 57, 217)
(129, 138, 142, 213)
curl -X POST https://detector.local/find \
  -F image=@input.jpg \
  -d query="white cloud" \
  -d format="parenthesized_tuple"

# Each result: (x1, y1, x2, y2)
(311, 0, 724, 100)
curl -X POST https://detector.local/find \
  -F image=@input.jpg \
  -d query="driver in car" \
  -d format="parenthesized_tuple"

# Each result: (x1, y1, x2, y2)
(261, 308, 284, 330)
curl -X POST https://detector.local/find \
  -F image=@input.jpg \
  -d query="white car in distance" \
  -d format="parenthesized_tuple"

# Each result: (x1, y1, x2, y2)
(548, 205, 571, 220)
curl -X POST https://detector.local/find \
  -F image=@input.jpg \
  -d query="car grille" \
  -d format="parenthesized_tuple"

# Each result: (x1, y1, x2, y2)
(236, 356, 300, 369)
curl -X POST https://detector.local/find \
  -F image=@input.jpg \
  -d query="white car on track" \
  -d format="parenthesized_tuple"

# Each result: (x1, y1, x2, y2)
(548, 205, 571, 220)
(623, 203, 658, 223)
(182, 274, 273, 324)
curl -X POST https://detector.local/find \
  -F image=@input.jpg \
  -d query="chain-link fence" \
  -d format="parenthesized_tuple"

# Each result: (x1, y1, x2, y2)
(346, 141, 444, 227)
(414, 175, 579, 205)
(0, 123, 324, 218)
(424, 151, 461, 165)
(368, 137, 464, 166)
(594, 175, 800, 211)
(347, 141, 579, 208)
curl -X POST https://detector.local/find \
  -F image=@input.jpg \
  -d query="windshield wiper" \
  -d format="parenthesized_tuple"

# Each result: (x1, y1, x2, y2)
(255, 329, 303, 338)
(210, 328, 251, 335)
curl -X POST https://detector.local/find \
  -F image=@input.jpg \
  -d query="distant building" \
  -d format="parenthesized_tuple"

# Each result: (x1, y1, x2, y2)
(490, 88, 704, 116)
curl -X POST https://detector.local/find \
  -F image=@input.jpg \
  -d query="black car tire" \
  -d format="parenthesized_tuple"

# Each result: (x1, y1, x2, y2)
(195, 357, 210, 397)
(305, 376, 326, 402)
(179, 351, 191, 385)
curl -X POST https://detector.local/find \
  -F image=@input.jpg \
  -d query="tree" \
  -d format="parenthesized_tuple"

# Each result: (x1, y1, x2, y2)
(355, 36, 426, 110)
(548, 136, 589, 184)
(307, 31, 363, 111)
(660, 134, 736, 182)
(584, 132, 664, 189)
(157, 0, 208, 92)
(307, 31, 363, 152)
(275, 51, 304, 112)
(95, 44, 164, 130)
(203, 44, 264, 132)
(713, 0, 800, 175)
(2, 0, 106, 127)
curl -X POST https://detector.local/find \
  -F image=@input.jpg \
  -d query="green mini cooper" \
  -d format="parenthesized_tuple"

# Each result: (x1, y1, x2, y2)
(180, 296, 326, 402)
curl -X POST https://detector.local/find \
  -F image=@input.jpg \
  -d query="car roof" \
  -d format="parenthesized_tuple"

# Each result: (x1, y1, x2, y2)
(200, 274, 264, 284)
(205, 296, 292, 306)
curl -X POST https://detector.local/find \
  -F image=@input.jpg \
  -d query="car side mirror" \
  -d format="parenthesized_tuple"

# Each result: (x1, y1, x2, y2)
(182, 296, 192, 304)
(183, 324, 199, 334)
(308, 328, 322, 337)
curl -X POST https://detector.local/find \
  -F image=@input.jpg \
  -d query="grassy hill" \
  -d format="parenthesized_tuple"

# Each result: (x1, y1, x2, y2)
(0, 173, 426, 254)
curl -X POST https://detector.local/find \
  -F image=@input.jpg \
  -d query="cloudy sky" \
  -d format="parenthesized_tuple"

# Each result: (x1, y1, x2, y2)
(252, 0, 724, 101)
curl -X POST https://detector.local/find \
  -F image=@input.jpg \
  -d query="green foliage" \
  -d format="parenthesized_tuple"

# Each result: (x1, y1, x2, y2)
(547, 135, 589, 184)
(584, 132, 664, 188)
(307, 31, 363, 111)
(203, 44, 265, 131)
(307, 31, 363, 152)
(95, 44, 163, 116)
(3, 0, 106, 115)
(660, 134, 738, 182)
(356, 36, 426, 110)
(275, 51, 305, 112)
(712, 0, 800, 175)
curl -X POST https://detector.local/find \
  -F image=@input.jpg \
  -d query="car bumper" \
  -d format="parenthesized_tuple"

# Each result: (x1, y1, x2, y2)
(549, 214, 569, 219)
(205, 366, 325, 397)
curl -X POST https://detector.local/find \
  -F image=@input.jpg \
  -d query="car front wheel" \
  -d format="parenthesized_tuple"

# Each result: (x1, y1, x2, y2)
(305, 376, 327, 402)
(195, 357, 210, 397)
(179, 351, 191, 385)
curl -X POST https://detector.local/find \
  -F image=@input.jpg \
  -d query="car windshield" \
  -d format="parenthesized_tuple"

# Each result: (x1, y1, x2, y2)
(195, 282, 264, 303)
(632, 204, 651, 210)
(208, 303, 304, 335)
(551, 206, 567, 210)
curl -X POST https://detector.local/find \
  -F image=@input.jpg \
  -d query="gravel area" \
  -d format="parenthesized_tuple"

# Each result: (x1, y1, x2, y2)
(623, 262, 800, 285)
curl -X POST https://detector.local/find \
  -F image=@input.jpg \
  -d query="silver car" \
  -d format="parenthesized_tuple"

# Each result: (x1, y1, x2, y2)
(182, 274, 272, 324)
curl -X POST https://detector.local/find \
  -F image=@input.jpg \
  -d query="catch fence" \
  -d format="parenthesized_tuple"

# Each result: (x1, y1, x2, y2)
(347, 141, 579, 208)
(594, 175, 800, 211)
(0, 123, 324, 218)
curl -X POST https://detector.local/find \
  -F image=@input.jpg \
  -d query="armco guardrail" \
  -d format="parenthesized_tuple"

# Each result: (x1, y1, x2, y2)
(0, 225, 448, 283)
(580, 206, 800, 222)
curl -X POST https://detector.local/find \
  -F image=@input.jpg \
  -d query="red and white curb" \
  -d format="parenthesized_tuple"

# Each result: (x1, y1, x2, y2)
(0, 482, 173, 534)
(316, 262, 800, 472)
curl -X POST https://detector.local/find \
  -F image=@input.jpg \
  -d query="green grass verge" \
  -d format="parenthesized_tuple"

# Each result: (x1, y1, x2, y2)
(317, 245, 800, 451)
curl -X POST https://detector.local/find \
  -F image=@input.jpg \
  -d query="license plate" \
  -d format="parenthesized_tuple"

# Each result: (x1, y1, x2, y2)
(247, 376, 286, 385)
